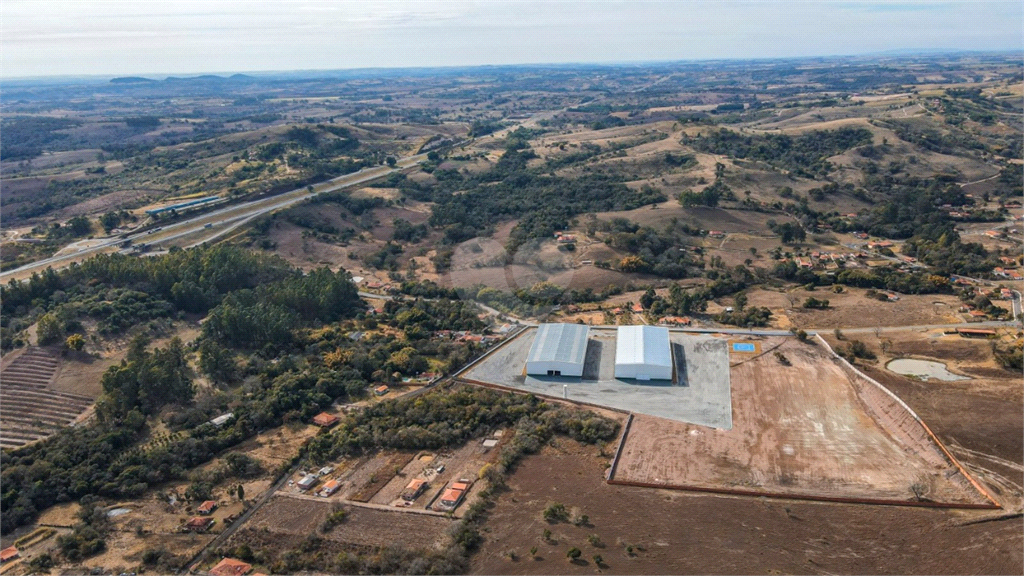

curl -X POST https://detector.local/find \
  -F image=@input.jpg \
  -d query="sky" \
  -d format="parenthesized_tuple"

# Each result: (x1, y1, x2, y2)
(2, 1, 1021, 78)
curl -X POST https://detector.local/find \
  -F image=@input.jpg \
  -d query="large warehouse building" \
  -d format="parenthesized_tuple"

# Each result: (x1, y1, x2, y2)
(615, 325, 673, 380)
(525, 323, 590, 377)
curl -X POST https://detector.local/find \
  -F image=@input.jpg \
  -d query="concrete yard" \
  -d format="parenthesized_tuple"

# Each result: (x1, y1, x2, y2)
(461, 327, 732, 429)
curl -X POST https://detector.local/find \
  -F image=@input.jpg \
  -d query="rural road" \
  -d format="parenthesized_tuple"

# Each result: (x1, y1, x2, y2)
(183, 460, 302, 572)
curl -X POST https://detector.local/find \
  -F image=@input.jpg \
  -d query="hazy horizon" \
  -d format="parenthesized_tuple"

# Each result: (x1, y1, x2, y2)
(3, 1, 1022, 79)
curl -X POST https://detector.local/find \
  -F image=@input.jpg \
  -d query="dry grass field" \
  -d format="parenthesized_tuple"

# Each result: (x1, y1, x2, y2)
(745, 287, 969, 330)
(471, 438, 1022, 576)
(234, 494, 453, 549)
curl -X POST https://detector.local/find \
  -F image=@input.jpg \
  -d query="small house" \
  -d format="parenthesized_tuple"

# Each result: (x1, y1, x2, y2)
(209, 557, 254, 576)
(374, 385, 389, 396)
(197, 500, 218, 515)
(209, 412, 234, 427)
(184, 516, 215, 532)
(319, 479, 341, 497)
(297, 475, 318, 491)
(0, 547, 20, 563)
(312, 412, 339, 428)
(401, 478, 428, 501)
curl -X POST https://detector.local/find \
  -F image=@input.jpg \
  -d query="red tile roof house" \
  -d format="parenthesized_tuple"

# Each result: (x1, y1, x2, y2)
(312, 412, 339, 428)
(209, 557, 253, 576)
(197, 500, 218, 515)
(0, 547, 20, 563)
(184, 516, 215, 532)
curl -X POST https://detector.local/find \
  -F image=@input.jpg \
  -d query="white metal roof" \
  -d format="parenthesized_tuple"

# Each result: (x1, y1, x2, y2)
(527, 323, 590, 366)
(615, 326, 672, 367)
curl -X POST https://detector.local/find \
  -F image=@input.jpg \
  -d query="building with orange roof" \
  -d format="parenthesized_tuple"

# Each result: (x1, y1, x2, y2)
(437, 479, 473, 511)
(312, 412, 339, 428)
(184, 516, 215, 532)
(197, 500, 218, 515)
(319, 479, 341, 497)
(209, 557, 253, 576)
(402, 478, 428, 501)
(957, 328, 996, 337)
(0, 547, 20, 563)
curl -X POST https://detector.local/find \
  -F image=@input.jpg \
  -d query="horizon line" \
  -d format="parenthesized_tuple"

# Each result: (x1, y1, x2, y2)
(3, 48, 1019, 83)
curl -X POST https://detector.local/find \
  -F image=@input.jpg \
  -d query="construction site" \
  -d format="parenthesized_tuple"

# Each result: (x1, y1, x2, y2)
(460, 325, 999, 508)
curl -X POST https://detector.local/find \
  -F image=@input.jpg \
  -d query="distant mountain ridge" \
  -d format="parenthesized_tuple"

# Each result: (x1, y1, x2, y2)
(110, 76, 157, 84)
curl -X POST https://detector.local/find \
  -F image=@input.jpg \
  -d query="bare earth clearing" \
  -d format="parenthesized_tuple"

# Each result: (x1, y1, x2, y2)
(611, 337, 992, 506)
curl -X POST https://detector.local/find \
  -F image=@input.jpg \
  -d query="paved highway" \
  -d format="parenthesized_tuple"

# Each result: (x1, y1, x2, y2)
(0, 154, 427, 283)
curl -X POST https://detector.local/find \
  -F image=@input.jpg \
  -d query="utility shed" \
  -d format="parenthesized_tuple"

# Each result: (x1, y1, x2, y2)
(615, 325, 673, 381)
(525, 323, 590, 377)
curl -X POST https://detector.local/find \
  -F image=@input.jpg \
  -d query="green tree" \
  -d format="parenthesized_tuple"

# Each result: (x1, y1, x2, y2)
(66, 216, 92, 237)
(37, 313, 63, 345)
(65, 333, 85, 351)
(198, 339, 237, 384)
(99, 211, 122, 233)
(639, 288, 656, 310)
(566, 547, 582, 561)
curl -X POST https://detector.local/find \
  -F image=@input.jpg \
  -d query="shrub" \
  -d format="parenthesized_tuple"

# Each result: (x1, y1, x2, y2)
(543, 502, 569, 522)
(844, 340, 876, 360)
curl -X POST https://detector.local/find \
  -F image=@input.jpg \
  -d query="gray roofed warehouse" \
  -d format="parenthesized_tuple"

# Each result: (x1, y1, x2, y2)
(615, 325, 673, 380)
(525, 323, 590, 377)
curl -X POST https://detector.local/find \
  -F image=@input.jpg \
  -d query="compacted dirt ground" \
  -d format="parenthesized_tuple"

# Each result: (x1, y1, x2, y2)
(612, 337, 991, 505)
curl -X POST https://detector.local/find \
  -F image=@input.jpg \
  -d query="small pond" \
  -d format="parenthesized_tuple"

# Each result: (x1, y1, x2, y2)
(885, 358, 969, 382)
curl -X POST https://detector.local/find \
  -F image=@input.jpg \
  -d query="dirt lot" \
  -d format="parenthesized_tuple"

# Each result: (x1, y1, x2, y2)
(231, 422, 321, 472)
(78, 532, 213, 574)
(349, 452, 416, 502)
(471, 438, 1022, 575)
(744, 287, 968, 330)
(236, 494, 453, 549)
(612, 337, 991, 506)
